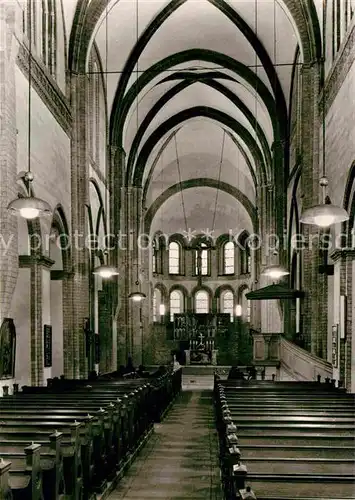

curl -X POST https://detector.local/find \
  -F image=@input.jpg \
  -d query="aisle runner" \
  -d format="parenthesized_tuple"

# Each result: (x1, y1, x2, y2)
(109, 391, 222, 499)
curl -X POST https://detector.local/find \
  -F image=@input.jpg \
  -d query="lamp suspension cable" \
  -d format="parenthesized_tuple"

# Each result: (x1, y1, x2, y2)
(93, 3, 118, 278)
(274, 0, 287, 254)
(135, 0, 139, 278)
(299, 0, 349, 227)
(254, 0, 260, 238)
(174, 133, 188, 235)
(273, 0, 276, 64)
(129, 0, 145, 300)
(160, 149, 164, 231)
(27, 1, 32, 177)
(104, 0, 109, 219)
(7, 3, 52, 219)
(254, 0, 258, 136)
(259, 0, 288, 281)
(254, 0, 260, 146)
(136, 0, 139, 137)
(321, 0, 326, 181)
(273, 0, 279, 240)
(211, 129, 225, 233)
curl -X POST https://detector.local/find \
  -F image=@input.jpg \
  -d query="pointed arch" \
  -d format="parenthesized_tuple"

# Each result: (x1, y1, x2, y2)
(133, 107, 267, 188)
(144, 178, 257, 235)
(342, 160, 355, 245)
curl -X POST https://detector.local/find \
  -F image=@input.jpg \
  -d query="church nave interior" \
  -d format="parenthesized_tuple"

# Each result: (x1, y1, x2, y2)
(0, 0, 354, 498)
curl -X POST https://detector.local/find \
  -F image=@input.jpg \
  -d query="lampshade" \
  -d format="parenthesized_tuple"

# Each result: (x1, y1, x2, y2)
(261, 264, 289, 279)
(92, 265, 119, 278)
(159, 304, 165, 315)
(7, 195, 52, 219)
(300, 197, 349, 228)
(235, 305, 242, 317)
(128, 291, 146, 302)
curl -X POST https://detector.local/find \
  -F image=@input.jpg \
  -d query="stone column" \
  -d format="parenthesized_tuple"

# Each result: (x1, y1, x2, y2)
(299, 61, 328, 358)
(258, 181, 282, 335)
(273, 138, 293, 339)
(251, 185, 265, 331)
(211, 245, 218, 280)
(116, 185, 129, 366)
(131, 187, 144, 366)
(30, 258, 42, 386)
(330, 249, 355, 391)
(19, 255, 54, 386)
(120, 186, 143, 366)
(0, 2, 19, 326)
(109, 145, 126, 368)
(69, 72, 90, 378)
(140, 242, 150, 365)
(272, 139, 287, 258)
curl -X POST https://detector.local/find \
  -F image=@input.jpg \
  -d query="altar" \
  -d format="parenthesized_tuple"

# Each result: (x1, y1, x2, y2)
(184, 333, 218, 366)
(185, 348, 218, 366)
(173, 313, 230, 366)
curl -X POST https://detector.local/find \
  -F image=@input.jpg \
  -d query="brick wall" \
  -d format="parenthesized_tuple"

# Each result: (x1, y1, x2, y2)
(12, 67, 70, 386)
(0, 3, 20, 392)
(325, 58, 355, 389)
(0, 3, 19, 328)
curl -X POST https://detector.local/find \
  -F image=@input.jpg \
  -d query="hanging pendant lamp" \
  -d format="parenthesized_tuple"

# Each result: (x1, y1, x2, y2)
(93, 264, 119, 279)
(7, 11, 51, 219)
(8, 172, 52, 219)
(129, 280, 146, 302)
(129, 291, 146, 302)
(92, 249, 119, 279)
(300, 178, 349, 228)
(300, 1, 348, 228)
(261, 264, 289, 280)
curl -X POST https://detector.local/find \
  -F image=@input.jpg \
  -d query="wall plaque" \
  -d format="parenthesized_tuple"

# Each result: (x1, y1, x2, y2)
(44, 325, 52, 368)
(84, 317, 91, 358)
(94, 334, 100, 364)
(0, 318, 16, 378)
(332, 324, 339, 368)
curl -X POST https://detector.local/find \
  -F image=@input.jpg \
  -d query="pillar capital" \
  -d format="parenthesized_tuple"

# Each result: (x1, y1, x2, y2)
(19, 255, 55, 269)
(330, 249, 355, 262)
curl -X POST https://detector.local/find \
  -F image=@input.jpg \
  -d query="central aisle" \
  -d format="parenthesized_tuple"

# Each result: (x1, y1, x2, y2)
(109, 390, 222, 499)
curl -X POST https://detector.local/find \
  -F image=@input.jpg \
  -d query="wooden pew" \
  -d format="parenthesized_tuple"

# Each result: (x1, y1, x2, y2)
(16, 383, 154, 458)
(245, 473, 355, 498)
(0, 389, 141, 499)
(215, 380, 355, 499)
(0, 400, 123, 494)
(0, 457, 12, 500)
(0, 370, 181, 500)
(241, 456, 355, 474)
(10, 390, 141, 464)
(0, 401, 114, 493)
(0, 421, 83, 500)
(0, 379, 153, 490)
(0, 443, 42, 500)
(237, 443, 355, 459)
(0, 431, 63, 499)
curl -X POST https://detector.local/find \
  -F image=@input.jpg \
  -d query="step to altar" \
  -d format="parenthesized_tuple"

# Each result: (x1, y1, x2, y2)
(182, 365, 231, 390)
(182, 365, 231, 375)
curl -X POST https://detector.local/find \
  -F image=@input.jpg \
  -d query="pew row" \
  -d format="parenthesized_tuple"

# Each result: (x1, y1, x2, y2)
(214, 378, 355, 500)
(0, 368, 182, 500)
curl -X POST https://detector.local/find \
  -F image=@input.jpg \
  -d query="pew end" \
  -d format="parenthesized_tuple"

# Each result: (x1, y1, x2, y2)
(239, 485, 257, 499)
(0, 458, 12, 500)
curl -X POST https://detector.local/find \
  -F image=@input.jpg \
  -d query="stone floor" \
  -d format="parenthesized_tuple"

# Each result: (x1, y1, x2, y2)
(108, 390, 223, 500)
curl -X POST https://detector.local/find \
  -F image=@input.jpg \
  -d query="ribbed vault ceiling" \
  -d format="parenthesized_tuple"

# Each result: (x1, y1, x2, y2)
(66, 0, 321, 236)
